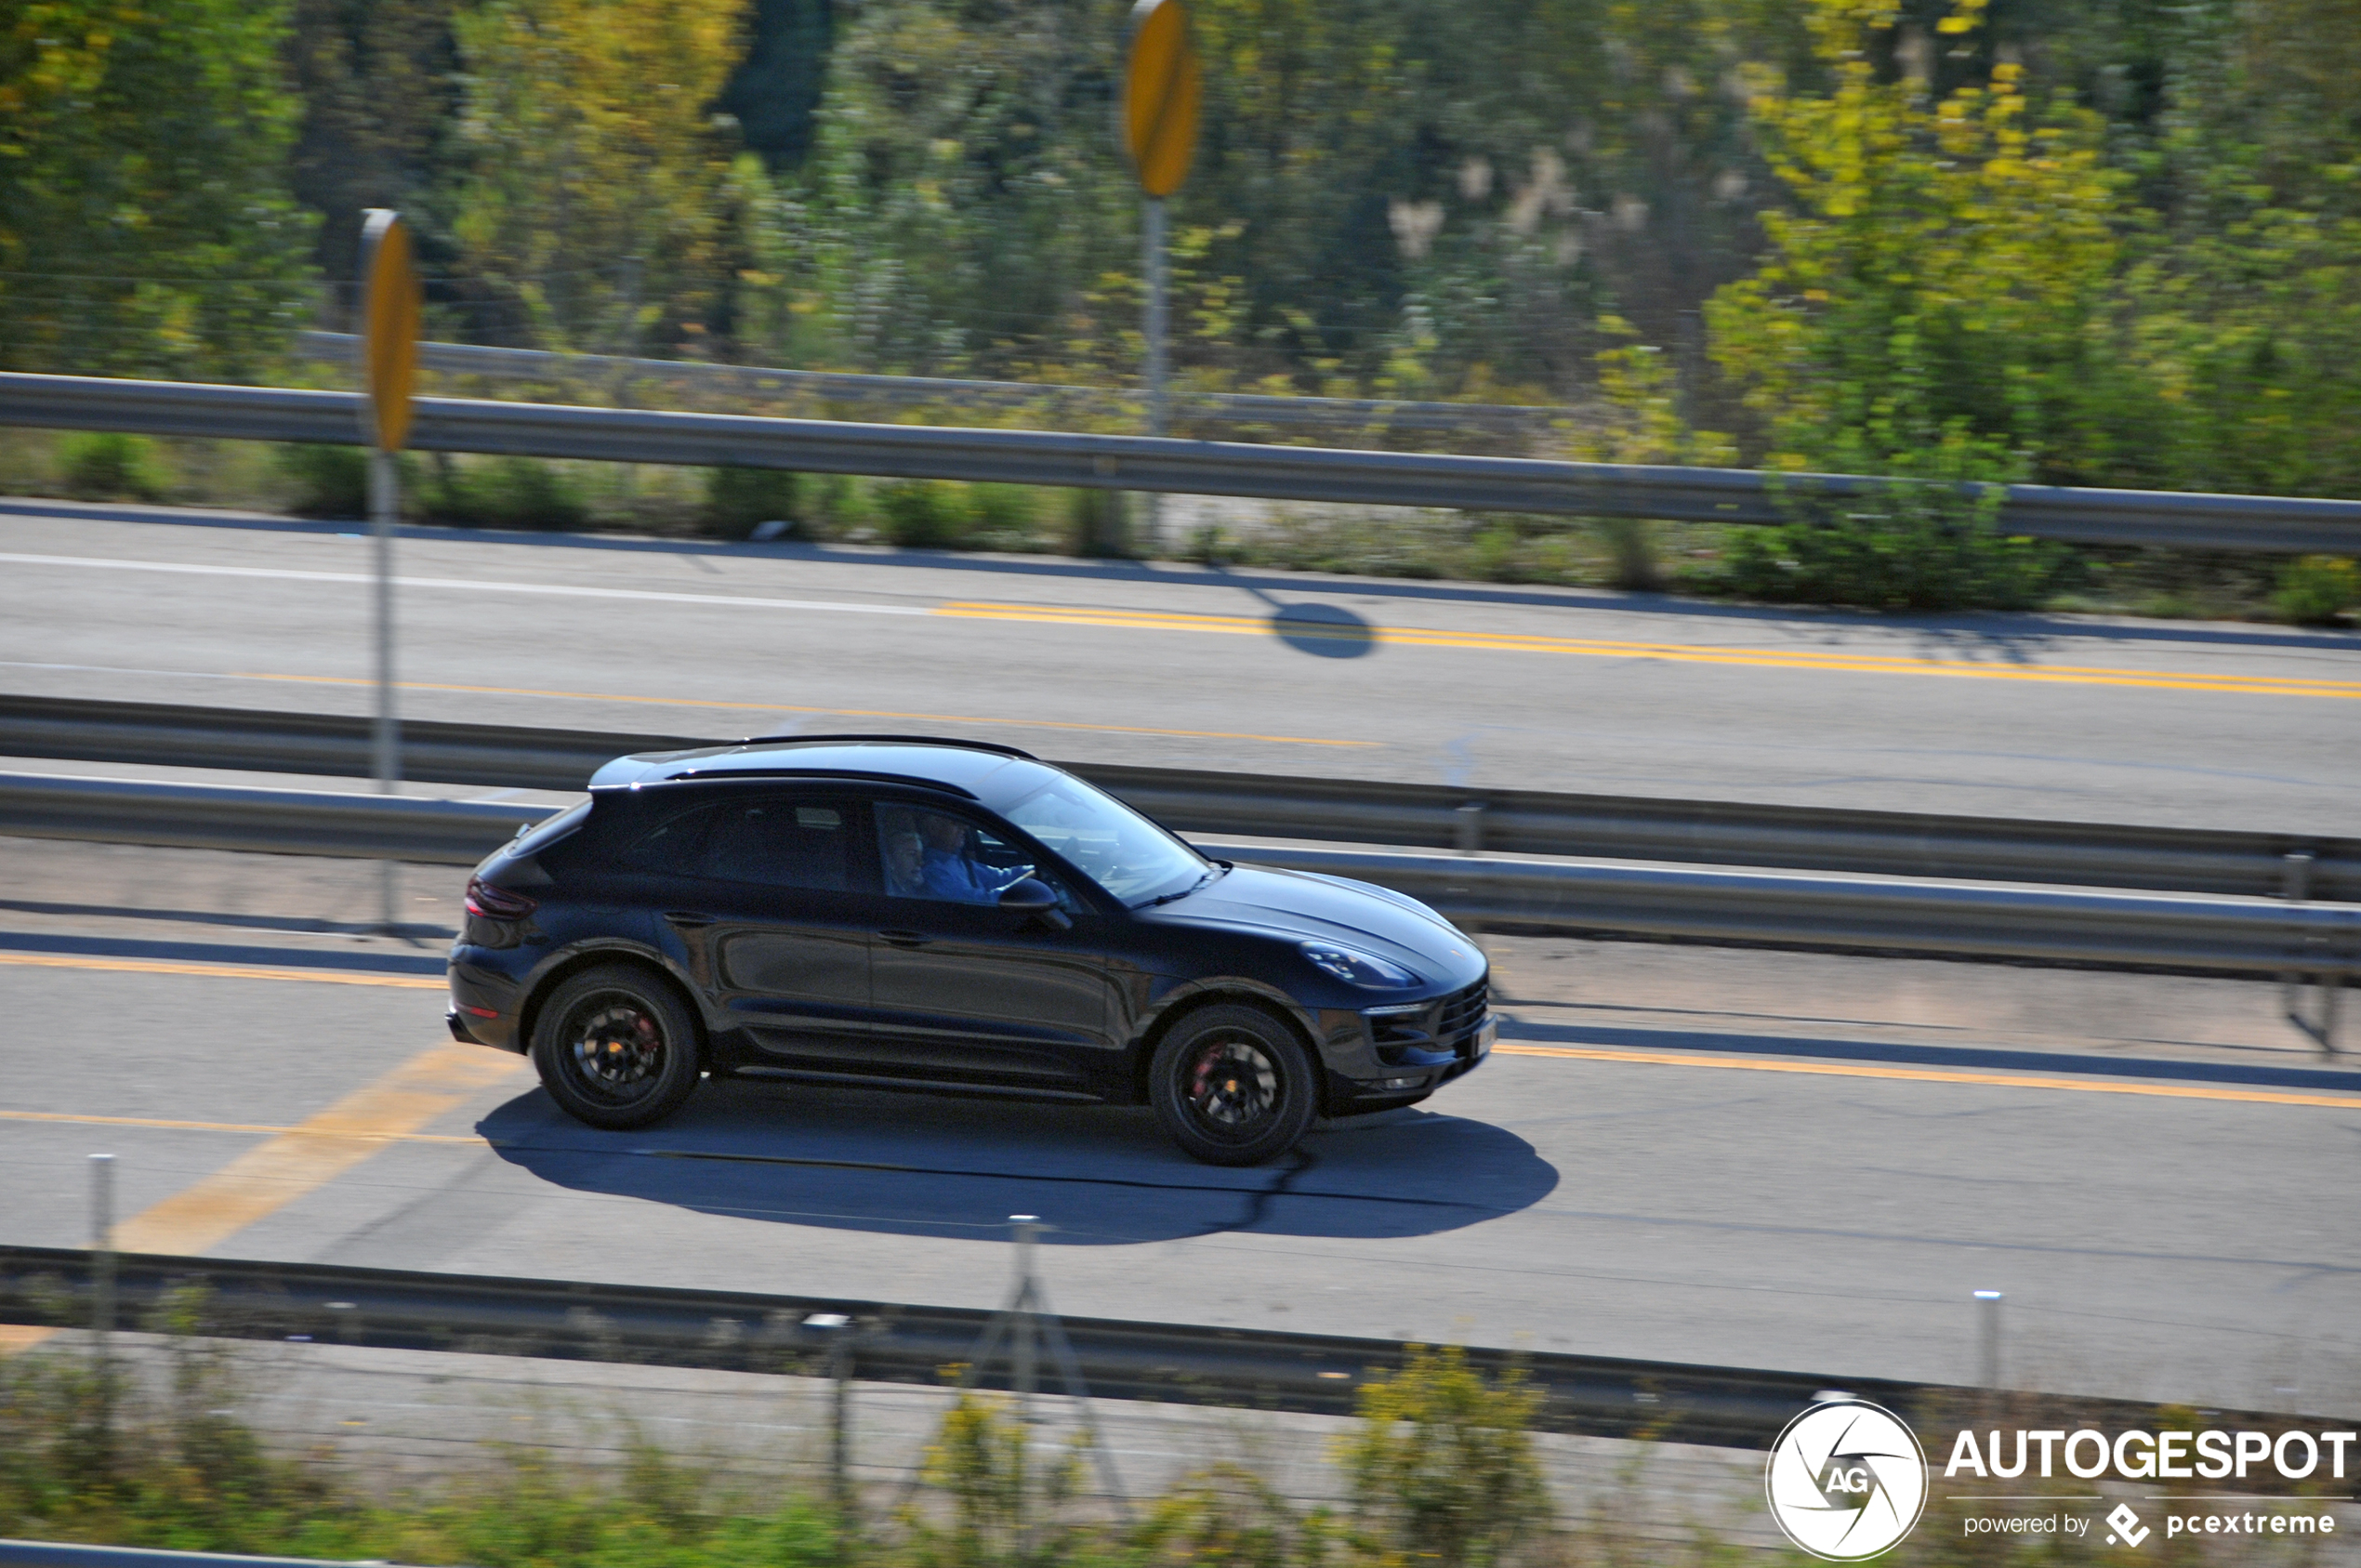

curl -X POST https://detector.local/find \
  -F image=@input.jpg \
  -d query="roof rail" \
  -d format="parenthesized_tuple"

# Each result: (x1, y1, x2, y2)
(660, 765, 981, 798)
(732, 731, 1040, 761)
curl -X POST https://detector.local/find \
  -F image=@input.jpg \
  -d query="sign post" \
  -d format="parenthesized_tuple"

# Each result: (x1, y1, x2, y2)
(357, 210, 418, 932)
(1123, 0, 1200, 553)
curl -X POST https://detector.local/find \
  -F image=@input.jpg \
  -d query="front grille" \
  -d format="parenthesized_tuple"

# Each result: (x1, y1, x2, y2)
(1438, 979, 1488, 1045)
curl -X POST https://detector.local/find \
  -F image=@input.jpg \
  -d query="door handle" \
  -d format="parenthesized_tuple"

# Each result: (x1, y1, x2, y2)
(877, 929, 931, 948)
(664, 910, 719, 928)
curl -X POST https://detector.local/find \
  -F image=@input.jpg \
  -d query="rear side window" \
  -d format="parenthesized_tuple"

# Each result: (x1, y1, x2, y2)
(620, 801, 719, 873)
(695, 798, 856, 890)
(513, 798, 593, 857)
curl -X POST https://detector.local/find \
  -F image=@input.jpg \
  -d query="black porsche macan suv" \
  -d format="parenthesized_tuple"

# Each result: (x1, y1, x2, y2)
(446, 736, 1492, 1165)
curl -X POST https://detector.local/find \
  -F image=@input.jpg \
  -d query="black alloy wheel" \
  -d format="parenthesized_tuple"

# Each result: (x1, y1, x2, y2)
(1149, 1004, 1319, 1166)
(530, 964, 704, 1129)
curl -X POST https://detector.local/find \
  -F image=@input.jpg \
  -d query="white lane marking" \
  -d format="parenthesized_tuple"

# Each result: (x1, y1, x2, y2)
(0, 552, 931, 617)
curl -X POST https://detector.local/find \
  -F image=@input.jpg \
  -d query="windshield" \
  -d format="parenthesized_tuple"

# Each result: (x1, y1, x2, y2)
(1001, 777, 1208, 906)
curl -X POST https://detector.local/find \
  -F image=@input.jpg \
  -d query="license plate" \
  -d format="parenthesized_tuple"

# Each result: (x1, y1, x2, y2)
(1473, 1017, 1497, 1057)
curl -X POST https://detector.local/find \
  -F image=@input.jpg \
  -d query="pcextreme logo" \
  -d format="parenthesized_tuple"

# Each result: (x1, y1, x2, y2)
(1765, 1400, 1931, 1561)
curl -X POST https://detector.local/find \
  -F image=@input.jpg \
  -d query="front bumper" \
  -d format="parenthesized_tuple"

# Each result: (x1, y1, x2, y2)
(1323, 976, 1493, 1107)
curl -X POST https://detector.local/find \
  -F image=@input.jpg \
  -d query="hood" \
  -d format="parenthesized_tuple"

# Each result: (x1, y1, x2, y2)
(1151, 864, 1484, 984)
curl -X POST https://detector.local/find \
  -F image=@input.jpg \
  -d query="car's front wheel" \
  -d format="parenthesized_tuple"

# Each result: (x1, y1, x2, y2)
(1149, 1005, 1319, 1166)
(530, 964, 703, 1129)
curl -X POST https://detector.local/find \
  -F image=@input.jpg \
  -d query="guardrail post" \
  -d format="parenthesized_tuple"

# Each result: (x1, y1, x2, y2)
(1974, 1290, 2003, 1392)
(1455, 801, 1486, 855)
(802, 1311, 855, 1535)
(1009, 1214, 1040, 1431)
(89, 1153, 115, 1433)
(2279, 851, 2341, 1056)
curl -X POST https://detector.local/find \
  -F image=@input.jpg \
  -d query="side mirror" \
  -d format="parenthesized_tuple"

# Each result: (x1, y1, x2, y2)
(998, 877, 1072, 930)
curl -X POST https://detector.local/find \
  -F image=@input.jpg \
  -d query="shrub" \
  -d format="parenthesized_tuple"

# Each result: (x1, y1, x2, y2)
(429, 456, 588, 531)
(877, 479, 967, 547)
(1596, 517, 1664, 591)
(906, 1390, 1085, 1567)
(1066, 487, 1128, 557)
(60, 432, 161, 501)
(966, 482, 1039, 543)
(2274, 555, 2359, 626)
(704, 466, 800, 539)
(1333, 1344, 1550, 1568)
(1717, 477, 2081, 612)
(275, 444, 370, 519)
(798, 472, 874, 537)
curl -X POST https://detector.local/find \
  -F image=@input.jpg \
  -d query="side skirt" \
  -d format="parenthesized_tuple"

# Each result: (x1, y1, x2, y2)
(727, 1063, 1106, 1105)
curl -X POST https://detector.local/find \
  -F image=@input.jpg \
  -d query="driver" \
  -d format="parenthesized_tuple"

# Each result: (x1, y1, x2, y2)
(917, 812, 1034, 904)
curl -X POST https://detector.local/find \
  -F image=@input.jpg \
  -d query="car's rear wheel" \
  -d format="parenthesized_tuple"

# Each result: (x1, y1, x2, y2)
(530, 964, 703, 1129)
(1149, 1005, 1319, 1166)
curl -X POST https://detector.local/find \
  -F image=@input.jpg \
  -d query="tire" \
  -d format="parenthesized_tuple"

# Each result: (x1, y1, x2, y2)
(1148, 1004, 1320, 1166)
(529, 964, 704, 1130)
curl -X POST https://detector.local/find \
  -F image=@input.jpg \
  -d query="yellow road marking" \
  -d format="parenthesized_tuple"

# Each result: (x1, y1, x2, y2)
(2, 1042, 522, 1354)
(230, 672, 1374, 747)
(936, 601, 2361, 700)
(1496, 1042, 2361, 1108)
(109, 1040, 523, 1257)
(0, 952, 446, 988)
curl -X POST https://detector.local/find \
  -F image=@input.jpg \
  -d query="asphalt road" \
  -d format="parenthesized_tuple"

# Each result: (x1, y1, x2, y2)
(3, 496, 2358, 832)
(4, 498, 2358, 1417)
(4, 840, 2356, 1415)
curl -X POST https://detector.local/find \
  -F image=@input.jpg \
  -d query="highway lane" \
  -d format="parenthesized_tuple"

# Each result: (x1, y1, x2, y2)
(3, 498, 2358, 832)
(5, 932, 2356, 1414)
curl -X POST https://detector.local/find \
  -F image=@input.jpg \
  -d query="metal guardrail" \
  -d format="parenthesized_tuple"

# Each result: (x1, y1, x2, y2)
(2, 770, 2354, 976)
(0, 1245, 2316, 1454)
(3, 695, 2351, 900)
(7, 372, 2360, 550)
(0, 1545, 389, 1568)
(296, 330, 1570, 441)
(0, 770, 539, 864)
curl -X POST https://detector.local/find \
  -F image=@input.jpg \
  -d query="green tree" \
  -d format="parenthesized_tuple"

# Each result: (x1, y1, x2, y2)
(2083, 0, 2361, 495)
(1705, 0, 2123, 479)
(0, 0, 316, 379)
(445, 0, 744, 353)
(282, 0, 463, 288)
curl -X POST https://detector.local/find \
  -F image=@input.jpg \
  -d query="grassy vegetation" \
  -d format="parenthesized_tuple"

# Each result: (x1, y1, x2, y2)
(0, 1337, 1684, 1568)
(7, 1334, 2352, 1567)
(2, 426, 2348, 626)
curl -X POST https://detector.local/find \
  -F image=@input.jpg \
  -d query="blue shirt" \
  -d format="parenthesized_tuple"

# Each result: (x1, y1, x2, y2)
(919, 848, 1030, 904)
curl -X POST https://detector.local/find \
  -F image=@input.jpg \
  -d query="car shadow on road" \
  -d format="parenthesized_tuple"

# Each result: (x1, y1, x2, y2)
(478, 1077, 1558, 1245)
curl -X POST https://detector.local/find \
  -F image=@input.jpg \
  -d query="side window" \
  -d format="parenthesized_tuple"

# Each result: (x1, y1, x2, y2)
(876, 803, 1081, 911)
(619, 801, 721, 874)
(696, 797, 864, 891)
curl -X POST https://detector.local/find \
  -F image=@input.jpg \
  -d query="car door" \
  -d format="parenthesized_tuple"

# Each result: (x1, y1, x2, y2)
(631, 791, 877, 1061)
(864, 799, 1121, 1090)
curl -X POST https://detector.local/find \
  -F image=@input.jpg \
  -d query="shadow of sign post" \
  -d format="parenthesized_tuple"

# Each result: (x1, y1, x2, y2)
(1270, 602, 1377, 658)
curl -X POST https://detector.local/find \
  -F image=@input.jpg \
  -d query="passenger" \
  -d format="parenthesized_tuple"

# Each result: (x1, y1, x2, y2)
(917, 812, 1032, 904)
(884, 829, 926, 896)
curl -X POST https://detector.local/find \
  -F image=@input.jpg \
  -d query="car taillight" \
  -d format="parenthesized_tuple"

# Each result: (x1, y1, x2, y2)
(465, 876, 537, 919)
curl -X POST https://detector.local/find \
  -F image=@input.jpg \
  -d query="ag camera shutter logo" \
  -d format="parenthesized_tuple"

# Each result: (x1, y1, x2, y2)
(1765, 1399, 1930, 1560)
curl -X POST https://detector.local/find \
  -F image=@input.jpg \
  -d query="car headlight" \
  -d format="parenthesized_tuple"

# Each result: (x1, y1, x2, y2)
(1299, 940, 1420, 989)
